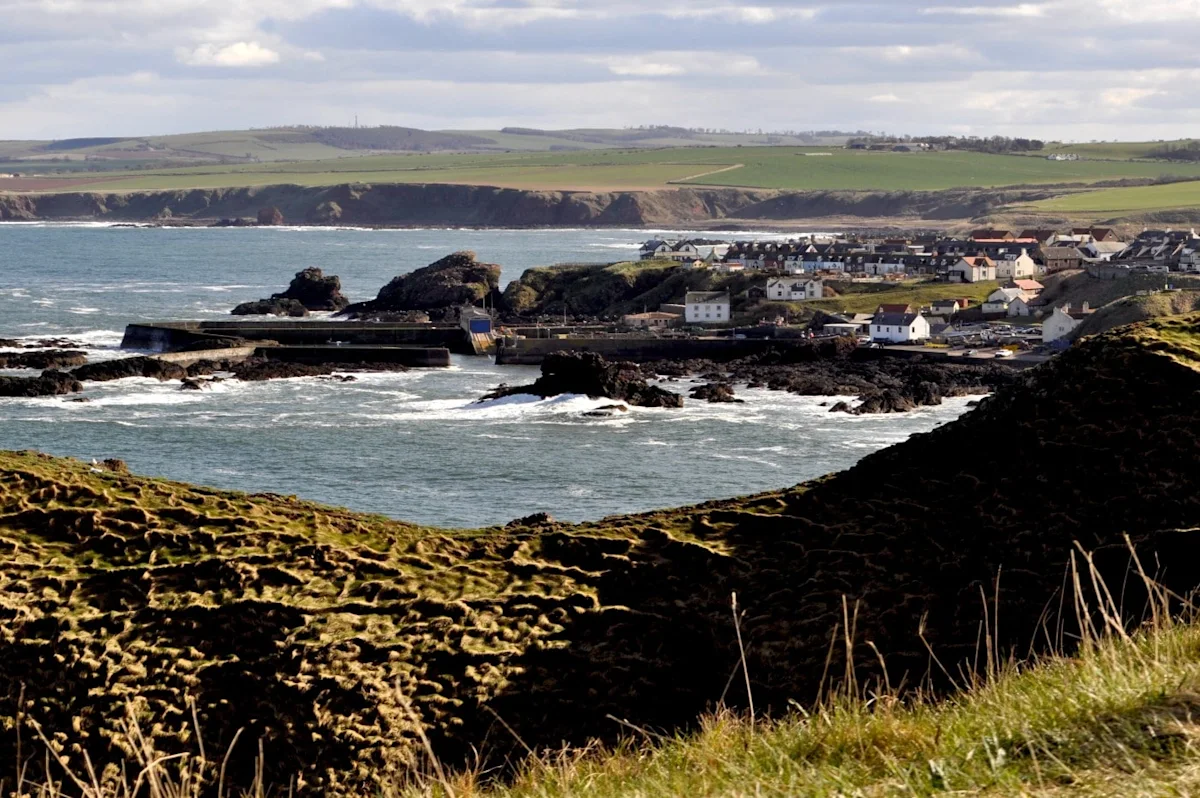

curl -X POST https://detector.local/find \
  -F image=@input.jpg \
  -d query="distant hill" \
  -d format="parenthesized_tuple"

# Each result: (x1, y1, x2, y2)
(0, 125, 865, 171)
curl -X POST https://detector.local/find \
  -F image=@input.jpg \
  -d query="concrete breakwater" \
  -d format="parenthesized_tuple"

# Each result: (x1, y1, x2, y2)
(122, 320, 480, 363)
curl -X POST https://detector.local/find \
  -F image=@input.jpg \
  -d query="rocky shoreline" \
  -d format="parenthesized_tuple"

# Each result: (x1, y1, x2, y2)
(482, 344, 1016, 415)
(0, 182, 1072, 228)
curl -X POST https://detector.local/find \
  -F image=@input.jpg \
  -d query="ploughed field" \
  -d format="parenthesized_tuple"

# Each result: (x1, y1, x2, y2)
(0, 316, 1199, 794)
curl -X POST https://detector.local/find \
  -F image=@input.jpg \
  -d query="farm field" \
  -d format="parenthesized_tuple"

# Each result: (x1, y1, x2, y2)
(13, 147, 1200, 195)
(1025, 179, 1200, 214)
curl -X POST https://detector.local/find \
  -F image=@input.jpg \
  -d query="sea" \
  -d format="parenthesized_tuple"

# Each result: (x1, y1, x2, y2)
(0, 223, 975, 528)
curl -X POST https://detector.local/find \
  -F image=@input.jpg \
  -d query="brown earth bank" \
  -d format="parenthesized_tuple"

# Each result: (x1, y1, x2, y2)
(0, 182, 1075, 227)
(0, 316, 1198, 794)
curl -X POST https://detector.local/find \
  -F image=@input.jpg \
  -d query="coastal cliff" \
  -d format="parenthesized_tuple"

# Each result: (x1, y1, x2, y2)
(0, 182, 1066, 226)
(0, 315, 1198, 794)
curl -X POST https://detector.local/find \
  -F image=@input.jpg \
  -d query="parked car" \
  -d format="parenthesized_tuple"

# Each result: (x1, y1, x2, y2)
(995, 349, 1014, 358)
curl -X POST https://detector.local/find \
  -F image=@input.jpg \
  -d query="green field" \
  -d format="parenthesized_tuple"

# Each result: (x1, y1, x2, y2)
(16, 146, 1200, 195)
(1027, 179, 1200, 214)
(800, 279, 1000, 316)
(0, 126, 848, 168)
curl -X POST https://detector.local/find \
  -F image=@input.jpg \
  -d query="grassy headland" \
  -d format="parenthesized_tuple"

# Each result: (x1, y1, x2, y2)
(1, 314, 1199, 795)
(502, 259, 999, 321)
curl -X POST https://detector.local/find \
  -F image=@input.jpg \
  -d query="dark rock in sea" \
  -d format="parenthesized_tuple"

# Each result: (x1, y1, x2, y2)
(72, 357, 186, 383)
(274, 267, 349, 312)
(582, 402, 631, 417)
(342, 251, 502, 317)
(210, 217, 255, 228)
(225, 357, 405, 382)
(231, 298, 308, 318)
(232, 268, 350, 316)
(689, 382, 744, 404)
(854, 389, 917, 415)
(0, 350, 88, 370)
(0, 370, 82, 397)
(257, 206, 285, 226)
(481, 351, 684, 409)
(647, 346, 1017, 415)
(231, 298, 310, 318)
(828, 401, 853, 413)
(1, 338, 87, 350)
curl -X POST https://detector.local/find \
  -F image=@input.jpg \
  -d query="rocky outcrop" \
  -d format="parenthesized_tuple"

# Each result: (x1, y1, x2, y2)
(0, 350, 88, 370)
(342, 251, 501, 317)
(71, 357, 186, 382)
(232, 268, 349, 316)
(0, 370, 82, 397)
(689, 382, 743, 403)
(481, 351, 684, 408)
(231, 298, 310, 317)
(276, 267, 349, 311)
(653, 345, 1017, 414)
(257, 206, 284, 226)
(223, 358, 402, 382)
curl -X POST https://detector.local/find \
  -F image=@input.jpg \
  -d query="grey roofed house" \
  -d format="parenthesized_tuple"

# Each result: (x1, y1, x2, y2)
(685, 291, 730, 304)
(873, 312, 922, 327)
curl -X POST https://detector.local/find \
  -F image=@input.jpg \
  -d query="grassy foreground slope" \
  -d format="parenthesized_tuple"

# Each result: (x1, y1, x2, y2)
(488, 620, 1200, 797)
(1, 317, 1199, 795)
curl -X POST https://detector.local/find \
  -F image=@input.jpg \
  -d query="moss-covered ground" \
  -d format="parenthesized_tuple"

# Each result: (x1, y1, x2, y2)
(2, 315, 1199, 795)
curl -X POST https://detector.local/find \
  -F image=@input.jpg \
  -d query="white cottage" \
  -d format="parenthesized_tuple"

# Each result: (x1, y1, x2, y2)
(766, 278, 823, 301)
(685, 291, 731, 324)
(1042, 303, 1093, 343)
(996, 249, 1038, 280)
(869, 312, 931, 343)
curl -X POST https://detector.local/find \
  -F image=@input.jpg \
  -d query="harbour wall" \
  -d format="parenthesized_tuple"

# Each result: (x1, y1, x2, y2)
(123, 321, 478, 355)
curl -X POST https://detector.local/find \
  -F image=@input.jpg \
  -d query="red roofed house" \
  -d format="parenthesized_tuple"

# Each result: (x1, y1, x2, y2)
(948, 256, 997, 283)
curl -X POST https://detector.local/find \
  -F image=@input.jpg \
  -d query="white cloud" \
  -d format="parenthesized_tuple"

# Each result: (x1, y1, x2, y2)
(1101, 87, 1160, 107)
(606, 60, 686, 77)
(869, 93, 902, 103)
(178, 41, 282, 68)
(921, 3, 1048, 16)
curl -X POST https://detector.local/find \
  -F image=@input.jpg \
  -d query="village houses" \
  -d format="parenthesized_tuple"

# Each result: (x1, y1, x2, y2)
(869, 312, 931, 343)
(1042, 303, 1095, 344)
(995, 249, 1037, 280)
(948, 256, 997, 283)
(685, 291, 731, 324)
(766, 278, 824, 301)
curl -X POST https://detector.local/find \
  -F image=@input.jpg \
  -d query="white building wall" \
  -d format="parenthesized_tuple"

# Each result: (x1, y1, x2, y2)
(686, 302, 730, 324)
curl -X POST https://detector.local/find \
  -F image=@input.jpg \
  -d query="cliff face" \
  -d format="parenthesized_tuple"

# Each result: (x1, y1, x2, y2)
(0, 316, 1198, 794)
(0, 182, 1063, 227)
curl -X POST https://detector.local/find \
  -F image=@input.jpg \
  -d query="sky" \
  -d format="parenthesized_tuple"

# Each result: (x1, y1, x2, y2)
(3, 0, 1200, 141)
